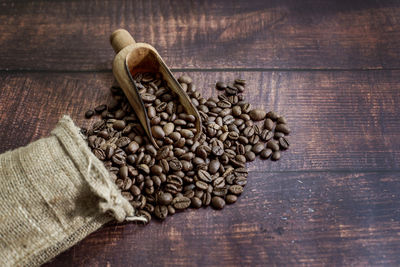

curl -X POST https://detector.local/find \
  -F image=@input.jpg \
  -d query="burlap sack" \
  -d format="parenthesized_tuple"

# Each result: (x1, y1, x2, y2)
(0, 116, 144, 267)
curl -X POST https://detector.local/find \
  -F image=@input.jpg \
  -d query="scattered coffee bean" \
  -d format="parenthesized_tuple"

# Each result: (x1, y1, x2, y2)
(85, 110, 94, 118)
(249, 109, 266, 121)
(95, 104, 107, 113)
(226, 194, 237, 204)
(84, 74, 291, 222)
(211, 196, 225, 210)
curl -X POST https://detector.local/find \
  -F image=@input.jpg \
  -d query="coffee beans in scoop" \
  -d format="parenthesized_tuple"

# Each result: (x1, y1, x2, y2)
(82, 73, 290, 223)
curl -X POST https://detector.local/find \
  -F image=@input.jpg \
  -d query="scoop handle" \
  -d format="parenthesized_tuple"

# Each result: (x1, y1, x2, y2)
(110, 29, 136, 53)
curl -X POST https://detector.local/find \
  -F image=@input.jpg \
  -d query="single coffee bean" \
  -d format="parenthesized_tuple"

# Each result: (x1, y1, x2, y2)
(154, 205, 168, 220)
(113, 136, 128, 147)
(195, 181, 209, 190)
(141, 93, 156, 102)
(119, 165, 129, 179)
(252, 142, 265, 154)
(243, 126, 255, 137)
(267, 140, 280, 151)
(274, 131, 285, 139)
(191, 197, 202, 208)
(211, 196, 225, 210)
(172, 196, 191, 209)
(198, 169, 212, 183)
(266, 111, 279, 121)
(275, 124, 291, 135)
(277, 116, 287, 124)
(212, 145, 224, 156)
(150, 164, 163, 175)
(163, 122, 175, 136)
(158, 192, 173, 205)
(209, 159, 220, 174)
(271, 151, 281, 161)
(226, 194, 237, 204)
(169, 158, 183, 171)
(127, 141, 139, 154)
(178, 75, 192, 84)
(249, 109, 266, 121)
(260, 148, 273, 159)
(130, 185, 141, 196)
(95, 104, 107, 113)
(245, 151, 256, 162)
(279, 137, 290, 150)
(260, 129, 274, 141)
(229, 185, 244, 195)
(151, 125, 165, 139)
(264, 118, 274, 130)
(85, 110, 94, 118)
(216, 81, 227, 90)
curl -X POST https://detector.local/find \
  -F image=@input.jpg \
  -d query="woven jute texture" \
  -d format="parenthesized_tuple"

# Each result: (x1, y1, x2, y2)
(0, 116, 135, 267)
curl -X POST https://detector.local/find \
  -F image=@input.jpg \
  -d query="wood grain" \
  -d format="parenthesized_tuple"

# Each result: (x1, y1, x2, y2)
(1, 71, 399, 172)
(42, 171, 400, 266)
(1, 0, 400, 71)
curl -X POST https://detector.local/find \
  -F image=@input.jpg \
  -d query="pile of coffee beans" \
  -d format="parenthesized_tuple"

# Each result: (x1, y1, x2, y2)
(82, 73, 290, 223)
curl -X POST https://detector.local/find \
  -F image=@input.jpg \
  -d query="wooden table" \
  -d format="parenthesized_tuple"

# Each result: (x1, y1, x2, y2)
(1, 1, 400, 266)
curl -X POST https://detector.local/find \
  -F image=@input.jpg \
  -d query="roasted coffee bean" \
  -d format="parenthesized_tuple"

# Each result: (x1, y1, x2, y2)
(226, 194, 237, 204)
(163, 122, 174, 136)
(93, 148, 106, 160)
(116, 136, 131, 147)
(172, 196, 191, 209)
(260, 129, 274, 141)
(211, 196, 225, 209)
(264, 118, 274, 130)
(216, 81, 227, 90)
(157, 192, 173, 205)
(209, 159, 220, 174)
(267, 140, 280, 151)
(225, 85, 238, 95)
(198, 169, 212, 183)
(141, 93, 156, 102)
(249, 109, 266, 121)
(112, 153, 125, 165)
(154, 205, 168, 219)
(271, 151, 281, 161)
(229, 185, 244, 195)
(245, 151, 256, 162)
(213, 177, 225, 188)
(243, 126, 255, 137)
(202, 192, 212, 206)
(95, 104, 107, 113)
(260, 148, 272, 159)
(151, 125, 165, 139)
(178, 75, 192, 84)
(279, 137, 290, 150)
(275, 124, 291, 135)
(85, 110, 94, 118)
(266, 111, 279, 121)
(212, 187, 228, 197)
(211, 145, 224, 156)
(191, 197, 202, 208)
(169, 158, 183, 171)
(127, 141, 139, 154)
(195, 181, 209, 190)
(274, 131, 285, 139)
(252, 142, 265, 154)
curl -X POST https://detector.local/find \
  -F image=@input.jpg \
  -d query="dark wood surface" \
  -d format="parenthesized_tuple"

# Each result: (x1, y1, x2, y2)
(0, 1, 399, 266)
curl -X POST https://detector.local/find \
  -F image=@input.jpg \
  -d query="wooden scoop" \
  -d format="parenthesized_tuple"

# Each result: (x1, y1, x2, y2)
(110, 29, 202, 149)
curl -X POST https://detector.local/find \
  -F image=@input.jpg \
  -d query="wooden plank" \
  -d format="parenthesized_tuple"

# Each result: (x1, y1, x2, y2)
(1, 70, 399, 171)
(42, 171, 400, 266)
(1, 0, 400, 70)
